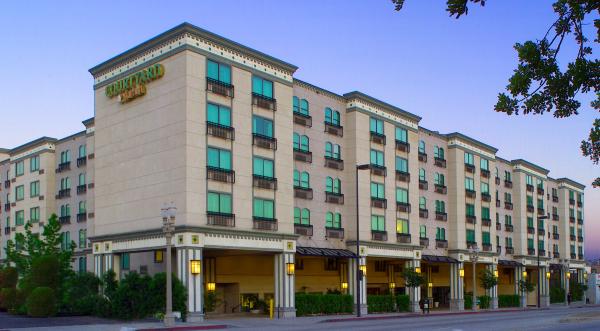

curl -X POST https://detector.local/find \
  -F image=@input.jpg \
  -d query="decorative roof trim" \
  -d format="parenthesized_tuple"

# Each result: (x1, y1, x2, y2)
(343, 91, 422, 122)
(556, 177, 585, 190)
(293, 78, 346, 103)
(511, 159, 550, 176)
(445, 132, 498, 156)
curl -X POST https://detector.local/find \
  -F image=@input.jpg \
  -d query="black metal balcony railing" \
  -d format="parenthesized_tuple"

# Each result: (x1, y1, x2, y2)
(504, 180, 513, 189)
(481, 218, 492, 227)
(419, 208, 429, 219)
(396, 170, 410, 183)
(56, 162, 71, 173)
(397, 233, 411, 244)
(418, 152, 427, 163)
(324, 122, 343, 137)
(496, 246, 502, 254)
(207, 212, 235, 227)
(4, 203, 10, 212)
(527, 227, 535, 234)
(528, 248, 535, 255)
(552, 233, 559, 240)
(253, 217, 278, 231)
(396, 202, 411, 213)
(419, 237, 428, 247)
(466, 215, 476, 224)
(207, 122, 235, 140)
(372, 230, 388, 242)
(76, 213, 87, 223)
(59, 215, 71, 224)
(251, 93, 277, 111)
(481, 193, 491, 202)
(553, 252, 560, 258)
(464, 163, 475, 173)
(506, 247, 514, 254)
(325, 227, 344, 239)
(206, 167, 235, 183)
(577, 218, 584, 225)
(537, 207, 545, 215)
(539, 249, 546, 256)
(57, 188, 71, 199)
(294, 186, 313, 200)
(371, 197, 387, 209)
(526, 184, 534, 193)
(570, 234, 576, 241)
(577, 201, 583, 208)
(482, 243, 492, 252)
(571, 253, 577, 259)
(294, 224, 313, 237)
(206, 77, 234, 98)
(552, 195, 559, 203)
(465, 189, 476, 199)
(370, 132, 386, 145)
(395, 140, 410, 153)
(435, 211, 447, 221)
(538, 228, 545, 236)
(4, 227, 10, 235)
(578, 235, 584, 242)
(526, 205, 535, 213)
(467, 241, 477, 249)
(253, 134, 277, 150)
(480, 169, 490, 178)
(552, 213, 559, 221)
(434, 184, 447, 194)
(253, 175, 278, 190)
(505, 224, 514, 232)
(537, 187, 544, 195)
(569, 198, 575, 205)
(569, 216, 575, 224)
(293, 149, 312, 163)
(419, 180, 428, 190)
(324, 156, 344, 170)
(370, 164, 387, 177)
(434, 157, 446, 168)
(325, 192, 344, 204)
(505, 201, 513, 210)
(293, 111, 312, 127)
(496, 222, 502, 231)
(77, 185, 87, 195)
(436, 239, 448, 249)
(77, 157, 87, 167)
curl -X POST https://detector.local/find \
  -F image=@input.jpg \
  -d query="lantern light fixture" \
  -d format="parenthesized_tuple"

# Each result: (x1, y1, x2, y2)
(190, 260, 201, 275)
(206, 282, 216, 292)
(286, 262, 295, 275)
(459, 269, 465, 278)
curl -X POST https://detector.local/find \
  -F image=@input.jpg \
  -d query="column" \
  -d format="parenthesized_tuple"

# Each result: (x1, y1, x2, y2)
(103, 253, 114, 273)
(94, 253, 103, 277)
(515, 266, 526, 308)
(348, 257, 367, 315)
(562, 267, 570, 305)
(177, 247, 204, 322)
(450, 262, 464, 311)
(406, 259, 421, 312)
(578, 269, 586, 304)
(274, 252, 296, 318)
(487, 264, 498, 309)
(539, 266, 550, 307)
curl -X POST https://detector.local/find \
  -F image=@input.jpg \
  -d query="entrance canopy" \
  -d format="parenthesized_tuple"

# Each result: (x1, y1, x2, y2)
(422, 255, 458, 263)
(296, 246, 356, 258)
(498, 260, 523, 267)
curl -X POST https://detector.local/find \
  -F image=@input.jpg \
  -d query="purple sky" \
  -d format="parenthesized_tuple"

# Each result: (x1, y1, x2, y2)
(1, 1, 598, 259)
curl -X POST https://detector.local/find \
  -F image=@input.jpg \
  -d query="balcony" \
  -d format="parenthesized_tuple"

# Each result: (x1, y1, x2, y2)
(481, 218, 492, 227)
(434, 184, 447, 194)
(418, 152, 427, 163)
(578, 254, 584, 260)
(4, 227, 10, 235)
(77, 157, 87, 167)
(56, 161, 71, 173)
(570, 234, 576, 241)
(418, 237, 428, 247)
(495, 177, 500, 185)
(577, 201, 583, 208)
(537, 207, 545, 215)
(504, 180, 513, 189)
(419, 180, 428, 190)
(552, 233, 559, 240)
(571, 253, 576, 259)
(370, 132, 386, 145)
(56, 188, 71, 199)
(253, 218, 278, 231)
(464, 163, 475, 173)
(526, 205, 535, 213)
(482, 244, 492, 252)
(395, 140, 410, 153)
(466, 215, 476, 224)
(324, 157, 344, 170)
(496, 246, 502, 254)
(538, 228, 545, 236)
(553, 252, 560, 258)
(252, 93, 277, 111)
(397, 233, 411, 244)
(372, 230, 388, 242)
(396, 202, 411, 213)
(293, 112, 312, 127)
(552, 213, 559, 221)
(207, 167, 235, 183)
(481, 193, 491, 202)
(294, 187, 313, 200)
(76, 213, 87, 222)
(577, 218, 583, 225)
(504, 201, 513, 210)
(537, 187, 544, 195)
(465, 189, 476, 199)
(324, 122, 343, 137)
(419, 208, 429, 218)
(4, 203, 10, 212)
(395, 171, 410, 183)
(325, 192, 344, 204)
(253, 134, 277, 150)
(578, 235, 584, 242)
(207, 212, 235, 227)
(294, 224, 313, 237)
(481, 169, 490, 178)
(496, 222, 502, 231)
(506, 247, 514, 254)
(466, 242, 478, 250)
(505, 224, 513, 232)
(4, 180, 9, 189)
(528, 248, 535, 256)
(293, 149, 312, 163)
(435, 212, 447, 221)
(371, 197, 387, 209)
(526, 184, 534, 193)
(206, 77, 234, 97)
(552, 195, 559, 203)
(59, 216, 71, 224)
(538, 249, 546, 256)
(436, 239, 448, 249)
(77, 185, 87, 195)
(253, 175, 277, 190)
(496, 199, 501, 207)
(434, 157, 447, 168)
(207, 122, 235, 140)
(325, 227, 344, 239)
(527, 227, 535, 234)
(569, 216, 575, 224)
(569, 198, 575, 205)
(370, 165, 387, 177)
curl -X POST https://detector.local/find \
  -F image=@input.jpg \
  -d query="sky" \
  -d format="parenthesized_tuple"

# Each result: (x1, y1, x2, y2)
(1, 1, 598, 258)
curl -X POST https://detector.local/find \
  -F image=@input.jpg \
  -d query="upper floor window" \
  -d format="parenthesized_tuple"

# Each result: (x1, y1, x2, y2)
(464, 152, 474, 166)
(30, 156, 40, 172)
(79, 145, 87, 158)
(60, 204, 71, 217)
(434, 173, 445, 186)
(481, 182, 489, 194)
(30, 181, 40, 198)
(370, 118, 384, 135)
(79, 201, 86, 214)
(16, 210, 25, 226)
(207, 147, 232, 170)
(537, 179, 544, 189)
(207, 103, 232, 127)
(420, 225, 427, 238)
(419, 168, 426, 182)
(252, 116, 273, 138)
(60, 177, 71, 190)
(465, 177, 474, 191)
(324, 107, 341, 126)
(370, 150, 384, 167)
(326, 212, 342, 228)
(396, 188, 408, 204)
(480, 158, 489, 171)
(504, 170, 512, 182)
(419, 197, 427, 210)
(253, 198, 274, 220)
(207, 191, 233, 215)
(370, 182, 385, 199)
(395, 127, 407, 143)
(326, 177, 342, 194)
(466, 204, 475, 217)
(371, 215, 385, 231)
(418, 140, 425, 154)
(436, 227, 446, 241)
(293, 133, 310, 152)
(435, 200, 446, 213)
(294, 170, 310, 188)
(526, 174, 533, 186)
(434, 146, 445, 160)
(15, 185, 24, 201)
(252, 76, 273, 99)
(30, 207, 40, 223)
(60, 150, 71, 164)
(79, 173, 86, 186)
(504, 192, 512, 203)
(207, 59, 231, 84)
(294, 208, 310, 225)
(253, 157, 274, 178)
(325, 142, 341, 159)
(15, 161, 24, 177)
(396, 157, 408, 173)
(397, 219, 409, 234)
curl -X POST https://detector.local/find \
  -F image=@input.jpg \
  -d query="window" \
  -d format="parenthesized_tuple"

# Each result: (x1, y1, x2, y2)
(370, 182, 385, 199)
(418, 140, 425, 154)
(370, 150, 384, 167)
(434, 173, 445, 186)
(396, 188, 408, 204)
(419, 197, 427, 210)
(294, 170, 310, 188)
(396, 157, 408, 173)
(253, 157, 274, 178)
(326, 212, 341, 228)
(466, 229, 475, 243)
(79, 201, 86, 214)
(252, 76, 273, 98)
(79, 145, 87, 158)
(504, 215, 512, 225)
(60, 204, 71, 217)
(207, 147, 232, 170)
(60, 177, 71, 190)
(537, 179, 544, 189)
(207, 192, 232, 214)
(537, 198, 544, 209)
(15, 185, 24, 201)
(482, 232, 491, 245)
(504, 192, 512, 203)
(528, 239, 534, 249)
(370, 117, 384, 135)
(419, 168, 426, 182)
(396, 219, 409, 234)
(121, 252, 130, 270)
(207, 59, 231, 84)
(480, 158, 489, 171)
(526, 195, 533, 207)
(466, 204, 475, 217)
(78, 257, 87, 273)
(60, 150, 71, 164)
(154, 250, 164, 263)
(15, 210, 24, 226)
(15, 161, 24, 177)
(436, 227, 446, 240)
(420, 225, 427, 238)
(465, 177, 474, 191)
(569, 208, 575, 217)
(30, 207, 40, 223)
(435, 200, 445, 213)
(324, 107, 340, 126)
(464, 152, 474, 165)
(293, 133, 309, 151)
(326, 177, 341, 194)
(527, 217, 534, 228)
(207, 103, 232, 127)
(481, 207, 490, 220)
(553, 225, 558, 234)
(253, 198, 274, 220)
(577, 210, 583, 220)
(61, 231, 71, 250)
(481, 182, 489, 194)
(294, 208, 310, 225)
(434, 146, 445, 159)
(505, 237, 513, 248)
(252, 116, 273, 138)
(569, 190, 575, 200)
(79, 229, 87, 248)
(395, 127, 407, 143)
(79, 173, 86, 186)
(526, 175, 533, 186)
(325, 142, 341, 159)
(30, 156, 40, 172)
(504, 171, 511, 182)
(371, 215, 385, 231)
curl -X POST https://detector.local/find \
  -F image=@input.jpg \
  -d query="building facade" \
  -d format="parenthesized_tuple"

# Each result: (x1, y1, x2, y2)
(0, 23, 588, 319)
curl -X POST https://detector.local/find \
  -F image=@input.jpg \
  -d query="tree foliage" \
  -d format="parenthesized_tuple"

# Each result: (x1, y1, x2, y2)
(479, 268, 499, 290)
(393, 0, 600, 187)
(518, 279, 535, 293)
(402, 267, 425, 288)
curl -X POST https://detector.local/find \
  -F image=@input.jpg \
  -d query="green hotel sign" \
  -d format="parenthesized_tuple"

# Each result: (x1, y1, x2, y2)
(105, 63, 165, 103)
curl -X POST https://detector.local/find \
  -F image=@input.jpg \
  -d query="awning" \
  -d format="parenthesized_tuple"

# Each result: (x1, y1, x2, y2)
(422, 255, 458, 263)
(296, 246, 356, 258)
(498, 260, 523, 267)
(549, 264, 562, 270)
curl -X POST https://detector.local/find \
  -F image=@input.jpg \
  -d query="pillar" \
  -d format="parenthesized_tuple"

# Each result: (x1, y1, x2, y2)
(515, 266, 526, 308)
(539, 266, 550, 307)
(274, 252, 296, 318)
(348, 257, 368, 315)
(487, 264, 498, 309)
(177, 247, 204, 322)
(94, 253, 114, 277)
(562, 267, 570, 305)
(405, 259, 421, 312)
(578, 269, 586, 304)
(450, 262, 464, 311)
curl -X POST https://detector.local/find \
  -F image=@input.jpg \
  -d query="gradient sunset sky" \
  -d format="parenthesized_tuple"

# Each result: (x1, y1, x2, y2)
(1, 1, 598, 258)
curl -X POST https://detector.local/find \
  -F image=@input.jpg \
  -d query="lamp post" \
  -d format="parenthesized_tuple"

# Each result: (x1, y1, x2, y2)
(469, 246, 480, 311)
(560, 258, 569, 306)
(355, 164, 370, 317)
(536, 215, 548, 308)
(161, 202, 176, 327)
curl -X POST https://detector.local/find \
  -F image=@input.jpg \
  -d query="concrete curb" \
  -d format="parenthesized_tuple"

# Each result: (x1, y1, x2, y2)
(133, 325, 228, 331)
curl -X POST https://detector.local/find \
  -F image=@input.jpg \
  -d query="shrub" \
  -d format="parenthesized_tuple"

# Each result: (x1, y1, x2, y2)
(62, 272, 101, 315)
(478, 295, 491, 309)
(93, 296, 112, 318)
(295, 293, 353, 316)
(149, 273, 188, 321)
(0, 267, 18, 288)
(571, 283, 587, 301)
(109, 272, 153, 320)
(367, 295, 395, 313)
(396, 294, 410, 312)
(550, 287, 565, 303)
(464, 293, 472, 309)
(26, 287, 57, 317)
(0, 287, 17, 311)
(29, 255, 60, 290)
(498, 294, 520, 307)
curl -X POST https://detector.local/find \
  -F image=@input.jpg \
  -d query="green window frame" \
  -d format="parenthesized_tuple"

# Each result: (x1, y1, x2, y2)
(252, 115, 273, 138)
(294, 208, 310, 225)
(15, 161, 24, 177)
(207, 103, 232, 127)
(482, 231, 491, 245)
(526, 175, 533, 186)
(434, 173, 445, 186)
(504, 192, 512, 203)
(207, 192, 232, 214)
(370, 149, 384, 167)
(30, 156, 40, 172)
(79, 145, 86, 158)
(326, 177, 341, 194)
(60, 150, 71, 164)
(293, 133, 310, 151)
(15, 210, 24, 226)
(395, 156, 408, 173)
(505, 215, 512, 225)
(370, 117, 384, 135)
(293, 170, 310, 188)
(434, 146, 445, 159)
(396, 188, 408, 204)
(253, 198, 274, 220)
(436, 227, 446, 240)
(466, 204, 475, 217)
(324, 107, 340, 126)
(504, 170, 511, 181)
(79, 173, 86, 186)
(537, 179, 544, 189)
(466, 229, 475, 243)
(60, 231, 71, 251)
(370, 182, 385, 199)
(419, 197, 427, 210)
(395, 127, 407, 143)
(121, 252, 130, 270)
(326, 212, 341, 228)
(252, 76, 273, 98)
(528, 238, 534, 249)
(60, 204, 71, 217)
(418, 140, 425, 154)
(60, 177, 71, 190)
(30, 207, 40, 223)
(537, 198, 544, 209)
(79, 229, 87, 248)
(15, 185, 24, 201)
(253, 157, 274, 178)
(207, 147, 232, 170)
(207, 59, 231, 84)
(419, 168, 426, 181)
(325, 142, 341, 159)
(464, 152, 474, 166)
(30, 181, 40, 197)
(420, 225, 427, 238)
(465, 177, 474, 191)
(79, 201, 86, 214)
(526, 195, 533, 207)
(435, 200, 445, 213)
(78, 257, 87, 273)
(396, 219, 409, 234)
(527, 217, 534, 228)
(506, 237, 513, 248)
(481, 207, 490, 220)
(481, 182, 489, 194)
(480, 158, 489, 171)
(371, 215, 385, 231)
(570, 226, 575, 235)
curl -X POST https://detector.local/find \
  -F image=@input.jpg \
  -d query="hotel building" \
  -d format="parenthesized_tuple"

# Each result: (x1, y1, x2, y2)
(0, 23, 587, 320)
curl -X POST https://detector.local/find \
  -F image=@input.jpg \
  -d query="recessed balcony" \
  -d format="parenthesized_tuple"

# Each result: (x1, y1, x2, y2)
(526, 184, 534, 193)
(206, 167, 235, 183)
(527, 227, 535, 234)
(397, 233, 411, 244)
(207, 212, 235, 227)
(569, 198, 575, 205)
(577, 218, 584, 225)
(481, 218, 492, 227)
(252, 93, 277, 111)
(537, 187, 544, 195)
(577, 201, 583, 208)
(56, 188, 71, 199)
(537, 207, 545, 214)
(538, 228, 545, 236)
(293, 112, 312, 127)
(526, 205, 535, 213)
(206, 77, 234, 98)
(207, 122, 235, 140)
(504, 201, 513, 210)
(569, 216, 575, 224)
(395, 140, 410, 153)
(77, 157, 87, 167)
(56, 162, 71, 173)
(77, 185, 87, 195)
(570, 234, 576, 241)
(370, 132, 386, 145)
(293, 149, 312, 163)
(324, 122, 343, 137)
(76, 213, 87, 223)
(324, 157, 344, 170)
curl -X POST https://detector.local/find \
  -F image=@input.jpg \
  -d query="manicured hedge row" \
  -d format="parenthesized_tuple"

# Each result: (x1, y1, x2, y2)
(498, 294, 520, 307)
(464, 295, 492, 309)
(367, 295, 395, 313)
(550, 287, 565, 303)
(295, 293, 353, 316)
(396, 295, 410, 312)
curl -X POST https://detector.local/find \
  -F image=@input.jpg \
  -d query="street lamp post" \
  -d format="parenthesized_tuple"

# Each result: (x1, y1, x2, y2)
(536, 215, 548, 308)
(469, 246, 480, 312)
(560, 258, 569, 306)
(355, 164, 370, 317)
(161, 203, 176, 327)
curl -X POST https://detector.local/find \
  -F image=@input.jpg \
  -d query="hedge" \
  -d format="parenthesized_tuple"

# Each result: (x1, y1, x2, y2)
(478, 295, 491, 309)
(499, 294, 520, 307)
(550, 287, 565, 304)
(0, 267, 18, 288)
(0, 288, 17, 312)
(367, 295, 395, 313)
(396, 295, 410, 312)
(26, 287, 57, 317)
(295, 293, 353, 316)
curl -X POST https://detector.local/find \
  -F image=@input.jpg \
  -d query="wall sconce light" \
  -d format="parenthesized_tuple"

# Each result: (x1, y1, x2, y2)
(494, 270, 499, 278)
(359, 265, 367, 277)
(415, 267, 421, 274)
(584, 273, 588, 280)
(522, 271, 527, 278)
(389, 282, 396, 290)
(428, 282, 433, 288)
(286, 262, 295, 275)
(459, 269, 465, 278)
(546, 272, 551, 279)
(190, 260, 201, 275)
(566, 272, 571, 279)
(341, 282, 348, 290)
(206, 282, 216, 292)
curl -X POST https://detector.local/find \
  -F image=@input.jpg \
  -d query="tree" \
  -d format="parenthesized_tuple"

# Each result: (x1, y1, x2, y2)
(402, 267, 425, 288)
(518, 279, 535, 294)
(392, 0, 600, 187)
(479, 269, 499, 291)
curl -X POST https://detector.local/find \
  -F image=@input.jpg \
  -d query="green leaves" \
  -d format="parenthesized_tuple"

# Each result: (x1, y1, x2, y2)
(402, 267, 425, 288)
(479, 269, 498, 290)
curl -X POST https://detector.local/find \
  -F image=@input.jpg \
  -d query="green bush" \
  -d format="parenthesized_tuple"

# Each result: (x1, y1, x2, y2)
(550, 287, 565, 303)
(498, 294, 520, 307)
(61, 272, 101, 315)
(396, 295, 410, 312)
(478, 295, 491, 309)
(0, 267, 18, 288)
(26, 287, 57, 317)
(109, 272, 153, 319)
(29, 255, 60, 290)
(295, 293, 353, 316)
(367, 295, 395, 313)
(571, 283, 587, 301)
(93, 296, 112, 318)
(464, 294, 472, 309)
(0, 287, 17, 311)
(149, 273, 188, 321)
